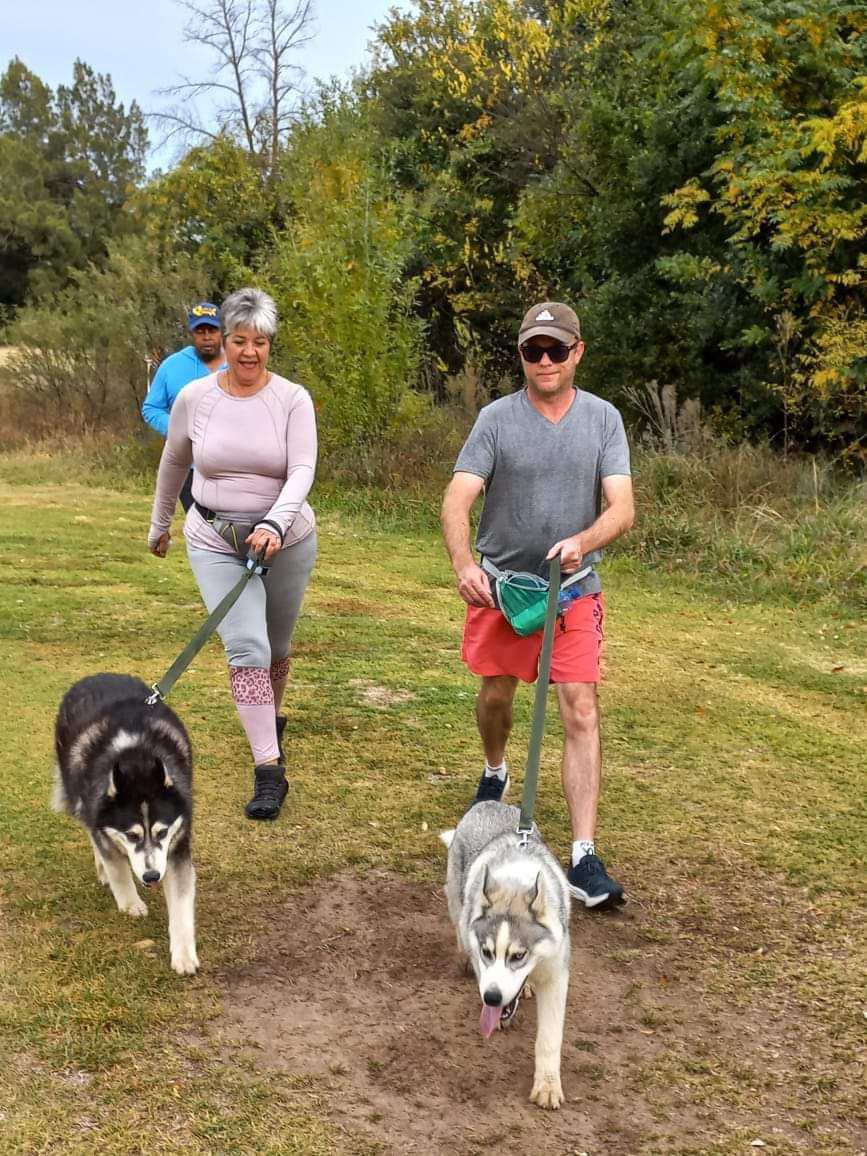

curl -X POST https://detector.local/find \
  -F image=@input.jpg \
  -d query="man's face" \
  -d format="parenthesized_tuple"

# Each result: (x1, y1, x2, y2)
(519, 335, 584, 397)
(190, 324, 222, 361)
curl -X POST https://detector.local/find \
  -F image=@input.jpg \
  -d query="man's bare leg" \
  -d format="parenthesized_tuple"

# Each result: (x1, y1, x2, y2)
(556, 681, 601, 840)
(476, 675, 518, 766)
(556, 681, 623, 907)
(471, 675, 518, 802)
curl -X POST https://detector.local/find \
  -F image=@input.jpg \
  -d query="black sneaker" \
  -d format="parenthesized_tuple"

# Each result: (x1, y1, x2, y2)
(245, 763, 288, 820)
(276, 714, 287, 763)
(566, 854, 625, 909)
(472, 770, 510, 806)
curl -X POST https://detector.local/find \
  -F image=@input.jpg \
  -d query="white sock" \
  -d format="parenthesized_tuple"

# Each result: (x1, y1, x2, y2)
(484, 760, 507, 781)
(571, 839, 595, 866)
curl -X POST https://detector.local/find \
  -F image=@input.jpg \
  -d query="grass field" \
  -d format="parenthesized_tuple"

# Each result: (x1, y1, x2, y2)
(0, 473, 864, 1154)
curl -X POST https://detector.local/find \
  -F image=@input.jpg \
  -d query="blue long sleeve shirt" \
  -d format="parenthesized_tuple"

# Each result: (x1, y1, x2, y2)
(141, 346, 226, 436)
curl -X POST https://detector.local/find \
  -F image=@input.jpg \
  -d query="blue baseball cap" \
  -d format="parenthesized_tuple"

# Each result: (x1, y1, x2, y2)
(187, 302, 221, 330)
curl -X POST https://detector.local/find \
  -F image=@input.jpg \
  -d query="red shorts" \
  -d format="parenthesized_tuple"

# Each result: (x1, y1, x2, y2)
(461, 593, 605, 684)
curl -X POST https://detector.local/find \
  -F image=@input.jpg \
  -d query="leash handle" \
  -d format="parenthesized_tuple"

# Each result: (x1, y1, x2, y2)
(518, 553, 561, 834)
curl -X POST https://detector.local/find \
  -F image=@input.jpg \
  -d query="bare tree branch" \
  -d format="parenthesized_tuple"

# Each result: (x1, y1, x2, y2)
(149, 0, 314, 170)
(148, 106, 223, 158)
(253, 0, 314, 172)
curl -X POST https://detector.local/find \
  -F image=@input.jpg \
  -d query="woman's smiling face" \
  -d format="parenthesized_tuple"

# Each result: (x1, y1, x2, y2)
(225, 325, 271, 387)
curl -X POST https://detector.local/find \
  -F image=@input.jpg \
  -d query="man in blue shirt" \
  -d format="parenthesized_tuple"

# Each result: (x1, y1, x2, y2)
(142, 302, 225, 510)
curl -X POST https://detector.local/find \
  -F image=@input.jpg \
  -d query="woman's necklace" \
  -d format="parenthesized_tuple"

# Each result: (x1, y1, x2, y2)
(222, 370, 270, 397)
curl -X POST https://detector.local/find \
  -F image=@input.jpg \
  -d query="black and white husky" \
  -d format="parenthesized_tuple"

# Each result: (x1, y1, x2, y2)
(442, 801, 571, 1109)
(53, 674, 198, 976)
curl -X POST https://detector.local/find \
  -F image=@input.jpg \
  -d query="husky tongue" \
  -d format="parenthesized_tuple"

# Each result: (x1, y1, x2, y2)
(480, 1004, 503, 1039)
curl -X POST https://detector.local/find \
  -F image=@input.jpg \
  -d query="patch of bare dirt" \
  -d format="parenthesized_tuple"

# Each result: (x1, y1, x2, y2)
(349, 679, 416, 709)
(218, 872, 864, 1155)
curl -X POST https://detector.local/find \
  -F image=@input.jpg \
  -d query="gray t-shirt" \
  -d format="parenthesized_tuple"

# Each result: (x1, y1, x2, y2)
(453, 387, 631, 580)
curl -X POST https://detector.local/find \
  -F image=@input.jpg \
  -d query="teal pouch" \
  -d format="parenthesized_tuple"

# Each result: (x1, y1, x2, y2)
(486, 559, 596, 638)
(495, 571, 551, 637)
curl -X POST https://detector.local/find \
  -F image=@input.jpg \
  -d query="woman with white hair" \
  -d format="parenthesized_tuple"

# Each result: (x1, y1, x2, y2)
(148, 287, 317, 821)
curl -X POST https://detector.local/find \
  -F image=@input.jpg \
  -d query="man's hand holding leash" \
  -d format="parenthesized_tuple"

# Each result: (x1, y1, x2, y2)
(546, 534, 584, 574)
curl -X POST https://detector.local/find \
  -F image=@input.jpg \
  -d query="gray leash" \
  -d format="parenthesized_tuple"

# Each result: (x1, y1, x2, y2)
(517, 553, 561, 843)
(146, 551, 268, 705)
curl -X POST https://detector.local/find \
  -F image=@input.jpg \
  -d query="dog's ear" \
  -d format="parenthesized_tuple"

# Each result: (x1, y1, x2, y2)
(160, 759, 174, 789)
(481, 866, 500, 908)
(528, 872, 547, 919)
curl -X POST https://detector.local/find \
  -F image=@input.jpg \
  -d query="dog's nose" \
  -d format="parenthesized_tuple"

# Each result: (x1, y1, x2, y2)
(142, 870, 161, 885)
(483, 987, 503, 1007)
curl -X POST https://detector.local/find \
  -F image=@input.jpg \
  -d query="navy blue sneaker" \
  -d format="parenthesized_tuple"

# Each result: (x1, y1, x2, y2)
(472, 770, 510, 806)
(567, 854, 625, 909)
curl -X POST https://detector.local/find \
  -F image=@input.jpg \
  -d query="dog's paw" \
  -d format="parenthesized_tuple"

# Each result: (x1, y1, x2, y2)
(171, 944, 200, 976)
(530, 1072, 564, 1110)
(95, 864, 108, 886)
(120, 896, 149, 918)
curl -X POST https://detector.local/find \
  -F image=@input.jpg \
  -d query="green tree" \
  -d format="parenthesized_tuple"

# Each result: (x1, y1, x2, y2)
(137, 137, 275, 292)
(659, 0, 867, 448)
(511, 0, 759, 420)
(0, 58, 147, 309)
(261, 98, 424, 452)
(367, 0, 564, 381)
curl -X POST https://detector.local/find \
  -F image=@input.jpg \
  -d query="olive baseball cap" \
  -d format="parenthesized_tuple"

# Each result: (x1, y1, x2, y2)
(518, 301, 581, 345)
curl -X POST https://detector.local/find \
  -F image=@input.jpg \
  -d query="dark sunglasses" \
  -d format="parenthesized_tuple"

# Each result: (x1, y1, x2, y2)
(519, 341, 576, 364)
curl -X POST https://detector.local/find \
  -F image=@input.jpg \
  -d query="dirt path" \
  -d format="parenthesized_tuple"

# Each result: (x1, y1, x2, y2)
(217, 872, 864, 1155)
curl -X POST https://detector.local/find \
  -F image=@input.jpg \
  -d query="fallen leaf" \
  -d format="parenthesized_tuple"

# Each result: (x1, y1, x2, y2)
(133, 939, 156, 951)
(831, 664, 844, 673)
(750, 1142, 766, 1149)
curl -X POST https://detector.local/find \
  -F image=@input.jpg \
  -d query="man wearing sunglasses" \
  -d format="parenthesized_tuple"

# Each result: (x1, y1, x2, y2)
(441, 301, 635, 909)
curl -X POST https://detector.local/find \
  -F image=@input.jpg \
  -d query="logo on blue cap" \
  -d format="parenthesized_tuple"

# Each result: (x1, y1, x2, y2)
(188, 302, 220, 329)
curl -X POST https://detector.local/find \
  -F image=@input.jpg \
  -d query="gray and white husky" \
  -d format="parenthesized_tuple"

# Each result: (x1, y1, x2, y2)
(53, 673, 198, 976)
(441, 801, 571, 1109)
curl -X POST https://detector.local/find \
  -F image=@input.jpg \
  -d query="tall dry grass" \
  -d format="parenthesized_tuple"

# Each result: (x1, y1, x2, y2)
(0, 387, 862, 610)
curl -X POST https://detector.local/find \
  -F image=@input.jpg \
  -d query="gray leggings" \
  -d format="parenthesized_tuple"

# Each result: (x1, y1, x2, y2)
(186, 531, 317, 667)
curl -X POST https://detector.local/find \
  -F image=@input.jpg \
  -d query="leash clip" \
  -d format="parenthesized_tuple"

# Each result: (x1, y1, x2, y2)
(245, 552, 269, 577)
(516, 823, 532, 850)
(145, 683, 164, 707)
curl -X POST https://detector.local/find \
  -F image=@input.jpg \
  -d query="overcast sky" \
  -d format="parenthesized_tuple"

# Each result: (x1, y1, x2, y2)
(5, 0, 409, 169)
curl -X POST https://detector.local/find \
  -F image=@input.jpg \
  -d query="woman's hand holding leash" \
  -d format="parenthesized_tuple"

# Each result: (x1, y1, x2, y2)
(245, 527, 281, 563)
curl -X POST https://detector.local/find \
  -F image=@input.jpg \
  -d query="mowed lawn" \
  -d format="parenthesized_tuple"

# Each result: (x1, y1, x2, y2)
(0, 477, 864, 1154)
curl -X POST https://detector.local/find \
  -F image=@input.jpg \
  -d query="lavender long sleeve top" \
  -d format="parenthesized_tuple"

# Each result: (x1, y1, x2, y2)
(149, 372, 317, 554)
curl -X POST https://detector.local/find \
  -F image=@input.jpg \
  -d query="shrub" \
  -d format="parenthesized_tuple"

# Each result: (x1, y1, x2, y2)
(0, 235, 210, 438)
